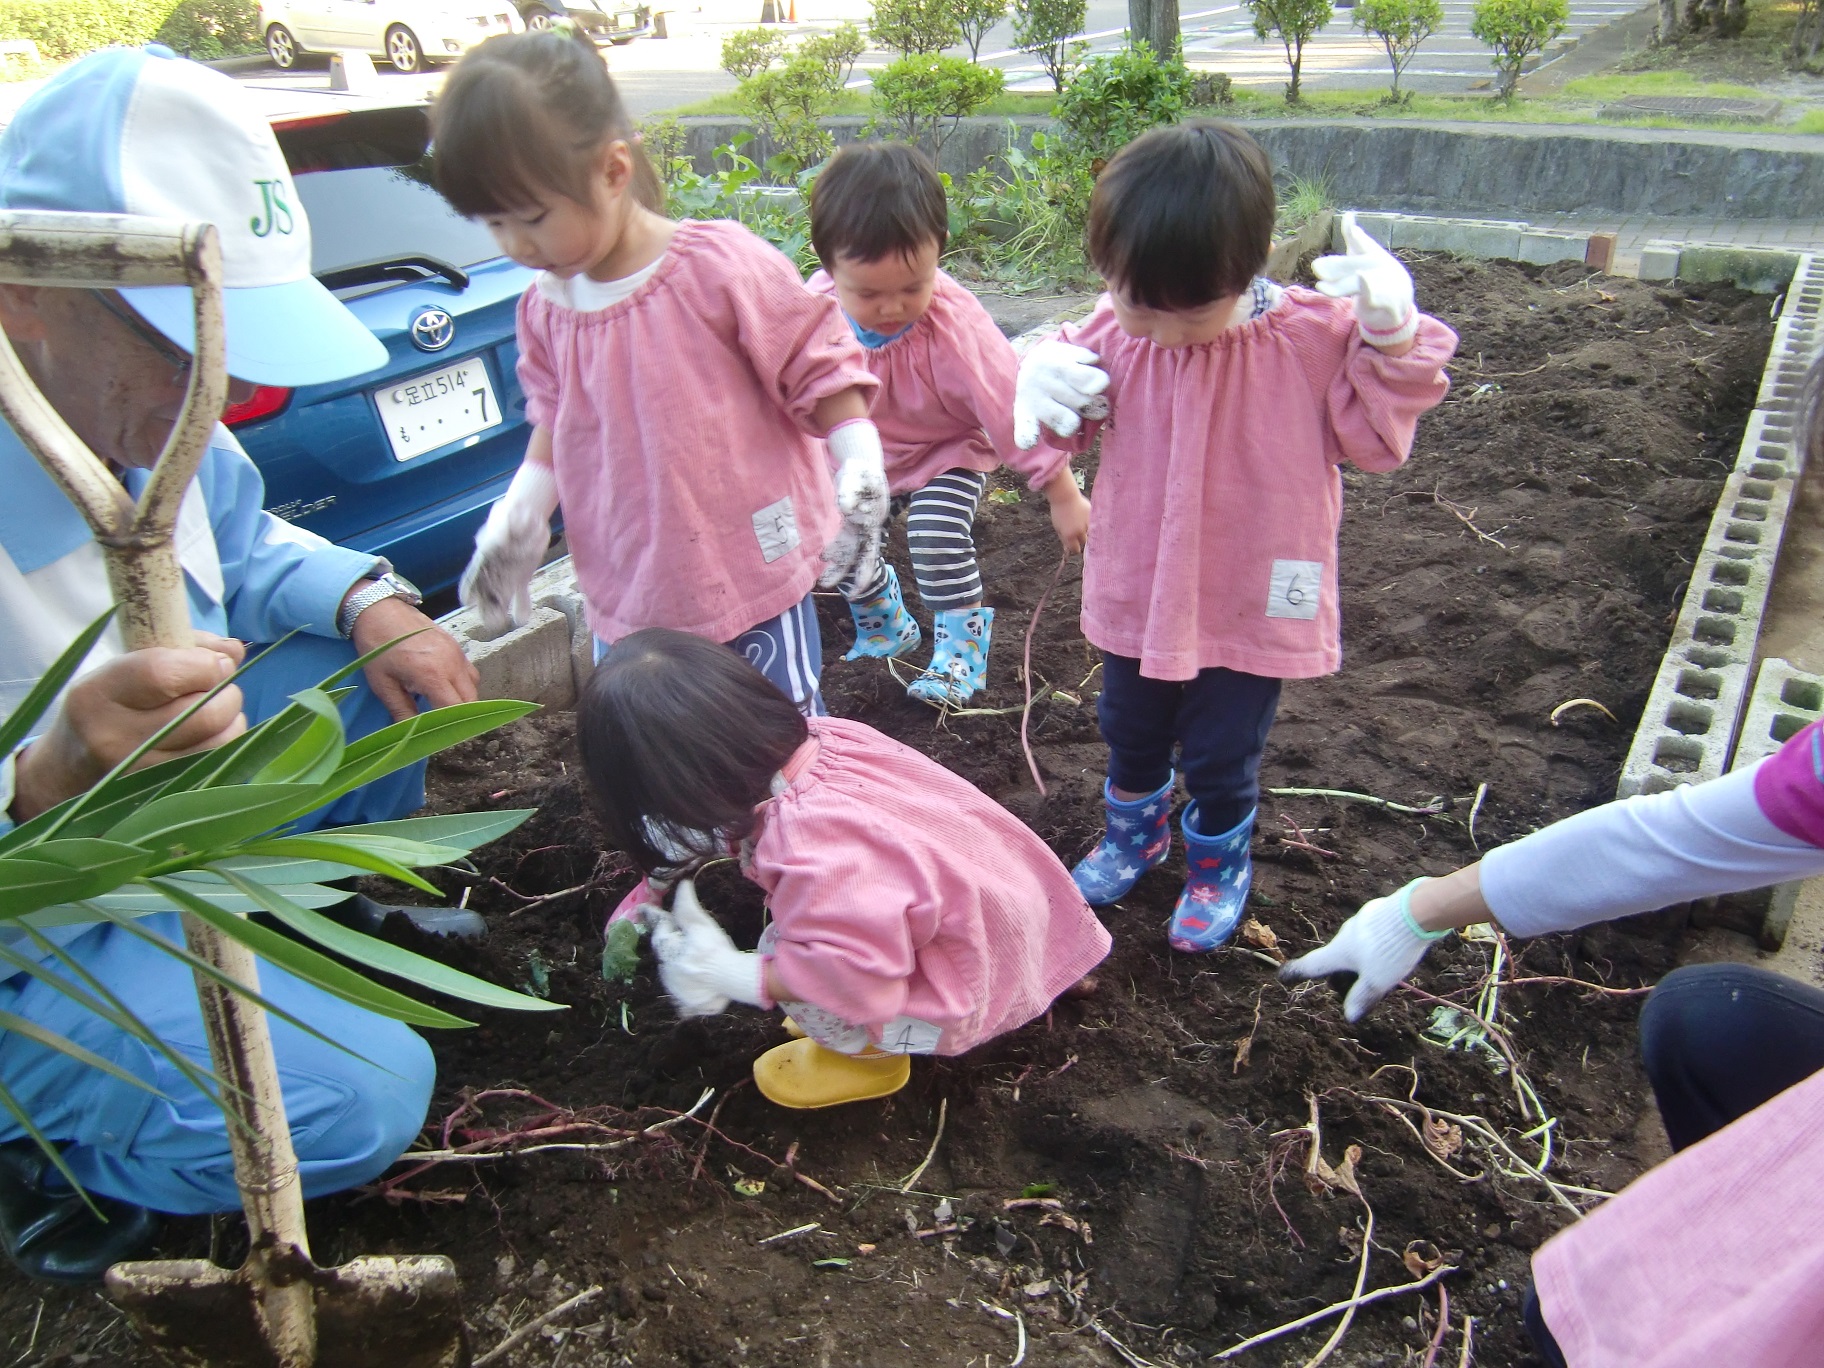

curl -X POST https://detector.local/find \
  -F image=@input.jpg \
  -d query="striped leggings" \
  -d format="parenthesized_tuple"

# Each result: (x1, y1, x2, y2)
(849, 468, 987, 611)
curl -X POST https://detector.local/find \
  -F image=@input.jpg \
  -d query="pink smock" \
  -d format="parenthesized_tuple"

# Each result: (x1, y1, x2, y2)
(1531, 715, 1824, 1367)
(743, 716, 1111, 1054)
(517, 218, 877, 644)
(807, 268, 1069, 495)
(1042, 289, 1457, 681)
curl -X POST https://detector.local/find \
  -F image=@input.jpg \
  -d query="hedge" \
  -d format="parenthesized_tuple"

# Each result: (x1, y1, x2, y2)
(0, 0, 262, 64)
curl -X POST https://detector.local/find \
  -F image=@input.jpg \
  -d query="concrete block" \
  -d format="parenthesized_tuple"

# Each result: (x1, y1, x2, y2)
(1585, 233, 1616, 272)
(463, 606, 576, 709)
(1517, 229, 1589, 266)
(1339, 211, 1396, 250)
(1781, 252, 1824, 322)
(1677, 243, 1802, 295)
(1756, 298, 1820, 423)
(1720, 658, 1824, 947)
(328, 50, 378, 92)
(1737, 407, 1802, 481)
(1637, 240, 1681, 282)
(1388, 216, 1523, 260)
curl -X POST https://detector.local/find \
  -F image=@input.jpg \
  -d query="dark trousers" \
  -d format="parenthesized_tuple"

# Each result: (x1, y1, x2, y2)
(1096, 653, 1281, 834)
(1526, 963, 1824, 1363)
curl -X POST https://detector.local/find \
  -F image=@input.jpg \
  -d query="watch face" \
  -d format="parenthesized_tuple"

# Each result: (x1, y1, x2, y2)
(384, 573, 424, 604)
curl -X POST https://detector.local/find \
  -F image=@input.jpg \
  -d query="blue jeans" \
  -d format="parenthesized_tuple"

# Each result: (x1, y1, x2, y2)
(0, 632, 436, 1212)
(596, 592, 827, 717)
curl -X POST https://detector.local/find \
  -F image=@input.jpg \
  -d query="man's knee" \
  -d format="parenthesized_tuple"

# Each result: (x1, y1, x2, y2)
(296, 1021, 435, 1195)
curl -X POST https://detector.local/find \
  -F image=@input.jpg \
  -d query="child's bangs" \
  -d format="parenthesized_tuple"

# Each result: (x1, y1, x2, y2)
(432, 72, 593, 217)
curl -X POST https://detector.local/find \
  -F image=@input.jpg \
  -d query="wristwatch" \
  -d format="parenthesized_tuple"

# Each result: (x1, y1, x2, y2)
(337, 570, 423, 638)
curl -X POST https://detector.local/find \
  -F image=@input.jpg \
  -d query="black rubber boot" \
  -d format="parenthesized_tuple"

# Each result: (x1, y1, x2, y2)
(0, 1141, 161, 1284)
(333, 893, 486, 941)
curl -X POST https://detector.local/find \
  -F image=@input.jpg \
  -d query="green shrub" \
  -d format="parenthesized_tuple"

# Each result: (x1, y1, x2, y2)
(720, 26, 785, 80)
(1011, 0, 1087, 89)
(1053, 41, 1192, 160)
(1470, 0, 1566, 98)
(956, 0, 1009, 59)
(656, 135, 818, 273)
(873, 52, 1004, 151)
(155, 0, 262, 59)
(800, 20, 864, 85)
(954, 131, 1094, 287)
(1354, 0, 1442, 99)
(739, 48, 847, 175)
(1246, 0, 1334, 101)
(869, 0, 962, 56)
(0, 0, 165, 62)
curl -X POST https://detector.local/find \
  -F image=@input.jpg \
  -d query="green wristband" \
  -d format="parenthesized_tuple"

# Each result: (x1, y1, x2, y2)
(1395, 877, 1452, 942)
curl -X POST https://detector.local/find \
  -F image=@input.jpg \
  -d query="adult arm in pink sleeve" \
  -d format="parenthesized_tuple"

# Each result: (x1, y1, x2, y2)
(1325, 313, 1457, 472)
(514, 288, 561, 429)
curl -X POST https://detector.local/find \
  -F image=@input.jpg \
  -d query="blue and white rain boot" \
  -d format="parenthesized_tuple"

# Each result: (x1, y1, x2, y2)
(1168, 805, 1255, 952)
(844, 564, 921, 661)
(907, 607, 994, 706)
(1070, 775, 1174, 906)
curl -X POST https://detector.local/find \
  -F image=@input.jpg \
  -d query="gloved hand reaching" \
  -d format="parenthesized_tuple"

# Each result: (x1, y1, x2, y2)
(1313, 212, 1418, 349)
(645, 879, 766, 1018)
(1277, 878, 1447, 1022)
(827, 419, 889, 526)
(1013, 340, 1110, 449)
(459, 458, 559, 635)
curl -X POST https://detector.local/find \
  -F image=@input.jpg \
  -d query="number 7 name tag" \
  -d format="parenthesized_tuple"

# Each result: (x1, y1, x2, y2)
(1266, 559, 1323, 620)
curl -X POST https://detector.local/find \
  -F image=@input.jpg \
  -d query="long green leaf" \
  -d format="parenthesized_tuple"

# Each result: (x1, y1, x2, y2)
(218, 869, 562, 1016)
(23, 881, 347, 929)
(183, 687, 353, 791)
(0, 1009, 165, 1096)
(105, 784, 313, 853)
(252, 688, 346, 787)
(0, 1078, 99, 1216)
(0, 748, 218, 857)
(154, 880, 475, 1030)
(0, 839, 156, 920)
(343, 810, 536, 852)
(0, 610, 116, 762)
(317, 703, 540, 804)
(231, 839, 444, 896)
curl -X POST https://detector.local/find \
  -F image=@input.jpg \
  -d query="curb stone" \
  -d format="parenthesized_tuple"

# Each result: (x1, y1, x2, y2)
(1722, 658, 1824, 948)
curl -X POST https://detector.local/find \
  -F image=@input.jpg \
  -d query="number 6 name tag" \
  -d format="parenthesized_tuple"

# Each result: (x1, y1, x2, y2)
(1266, 559, 1323, 620)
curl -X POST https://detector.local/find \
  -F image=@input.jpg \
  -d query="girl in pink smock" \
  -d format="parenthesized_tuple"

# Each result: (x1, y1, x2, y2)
(1282, 706, 1824, 1368)
(578, 628, 1111, 1109)
(432, 33, 886, 716)
(1015, 120, 1457, 953)
(805, 141, 1092, 706)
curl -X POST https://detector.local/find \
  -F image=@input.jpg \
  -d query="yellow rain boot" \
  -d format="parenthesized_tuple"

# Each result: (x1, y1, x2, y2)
(753, 1038, 911, 1109)
(780, 1016, 807, 1039)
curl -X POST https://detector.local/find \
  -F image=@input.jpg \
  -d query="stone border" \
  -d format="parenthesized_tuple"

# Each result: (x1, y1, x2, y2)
(1723, 657, 1824, 947)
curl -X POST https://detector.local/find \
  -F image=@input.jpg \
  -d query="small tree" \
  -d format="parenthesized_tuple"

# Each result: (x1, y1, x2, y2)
(720, 25, 785, 80)
(1247, 0, 1333, 101)
(740, 48, 848, 174)
(869, 0, 962, 55)
(956, 0, 1010, 59)
(1470, 0, 1566, 99)
(801, 20, 865, 84)
(873, 53, 1006, 151)
(1354, 0, 1442, 100)
(1127, 0, 1180, 63)
(1013, 0, 1089, 89)
(1053, 40, 1192, 158)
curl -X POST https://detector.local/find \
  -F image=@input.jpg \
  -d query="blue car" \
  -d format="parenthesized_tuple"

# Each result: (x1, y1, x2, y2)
(231, 103, 540, 596)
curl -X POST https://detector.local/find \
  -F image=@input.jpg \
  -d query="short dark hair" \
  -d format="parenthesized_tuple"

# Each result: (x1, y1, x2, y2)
(1087, 120, 1275, 310)
(431, 32, 662, 217)
(577, 629, 809, 876)
(811, 141, 948, 267)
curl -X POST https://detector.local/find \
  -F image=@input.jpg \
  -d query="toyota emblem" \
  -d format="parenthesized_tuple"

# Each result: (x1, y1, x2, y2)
(410, 307, 455, 352)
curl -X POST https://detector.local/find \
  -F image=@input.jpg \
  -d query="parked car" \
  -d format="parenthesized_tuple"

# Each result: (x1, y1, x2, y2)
(515, 0, 651, 43)
(228, 103, 541, 595)
(261, 0, 522, 73)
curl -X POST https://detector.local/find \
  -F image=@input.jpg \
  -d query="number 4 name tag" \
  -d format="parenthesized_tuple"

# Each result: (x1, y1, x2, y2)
(1266, 559, 1323, 620)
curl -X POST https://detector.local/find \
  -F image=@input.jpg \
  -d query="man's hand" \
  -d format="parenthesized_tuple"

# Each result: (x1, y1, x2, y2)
(646, 879, 765, 1018)
(351, 596, 480, 722)
(11, 634, 246, 821)
(1044, 469, 1091, 554)
(1313, 212, 1419, 351)
(1014, 340, 1110, 449)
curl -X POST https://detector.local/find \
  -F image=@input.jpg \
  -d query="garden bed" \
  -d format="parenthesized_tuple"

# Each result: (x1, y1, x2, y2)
(0, 254, 1775, 1366)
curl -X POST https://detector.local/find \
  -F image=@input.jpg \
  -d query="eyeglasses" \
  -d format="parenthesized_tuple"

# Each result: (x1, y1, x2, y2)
(92, 290, 193, 386)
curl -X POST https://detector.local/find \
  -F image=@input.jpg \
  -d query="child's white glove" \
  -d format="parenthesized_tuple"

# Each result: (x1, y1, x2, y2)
(827, 419, 889, 526)
(1314, 212, 1418, 349)
(1013, 340, 1110, 449)
(1277, 878, 1447, 1023)
(646, 879, 765, 1018)
(817, 513, 884, 593)
(458, 461, 559, 635)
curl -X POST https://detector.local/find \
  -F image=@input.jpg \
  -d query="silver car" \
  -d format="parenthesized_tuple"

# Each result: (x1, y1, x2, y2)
(261, 0, 523, 73)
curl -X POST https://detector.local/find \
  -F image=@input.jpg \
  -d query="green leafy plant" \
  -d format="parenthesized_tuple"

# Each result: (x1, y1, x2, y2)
(873, 53, 1006, 151)
(1246, 0, 1334, 101)
(0, 613, 558, 1178)
(801, 20, 866, 85)
(153, 0, 262, 58)
(738, 48, 848, 175)
(870, 0, 962, 55)
(601, 917, 643, 984)
(0, 0, 163, 60)
(1353, 0, 1442, 100)
(720, 25, 786, 80)
(1469, 0, 1566, 99)
(656, 135, 819, 272)
(1012, 0, 1088, 89)
(1053, 40, 1192, 160)
(956, 0, 1010, 59)
(954, 131, 1094, 288)
(1276, 170, 1334, 232)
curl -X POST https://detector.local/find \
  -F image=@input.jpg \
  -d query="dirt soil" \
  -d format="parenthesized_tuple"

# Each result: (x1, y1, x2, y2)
(0, 256, 1775, 1367)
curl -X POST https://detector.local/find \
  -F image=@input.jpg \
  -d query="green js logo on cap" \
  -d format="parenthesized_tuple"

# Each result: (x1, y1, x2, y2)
(250, 179, 294, 238)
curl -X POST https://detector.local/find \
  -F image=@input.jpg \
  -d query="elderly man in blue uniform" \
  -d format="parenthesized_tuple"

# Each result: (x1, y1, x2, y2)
(0, 47, 482, 1281)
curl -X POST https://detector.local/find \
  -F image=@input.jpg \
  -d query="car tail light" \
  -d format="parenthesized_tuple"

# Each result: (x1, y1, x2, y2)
(223, 386, 293, 427)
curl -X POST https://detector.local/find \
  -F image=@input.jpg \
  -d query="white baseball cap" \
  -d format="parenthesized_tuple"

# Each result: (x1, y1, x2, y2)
(0, 45, 389, 386)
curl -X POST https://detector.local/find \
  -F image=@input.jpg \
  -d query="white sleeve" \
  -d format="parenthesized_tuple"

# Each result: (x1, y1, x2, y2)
(1481, 759, 1824, 938)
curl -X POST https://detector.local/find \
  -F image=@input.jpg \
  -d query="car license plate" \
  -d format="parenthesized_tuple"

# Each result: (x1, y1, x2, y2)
(376, 359, 500, 461)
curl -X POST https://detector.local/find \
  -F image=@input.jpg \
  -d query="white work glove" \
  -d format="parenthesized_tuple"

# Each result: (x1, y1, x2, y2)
(1277, 878, 1447, 1023)
(645, 879, 766, 1018)
(1313, 211, 1418, 349)
(1013, 340, 1110, 450)
(459, 461, 559, 635)
(827, 419, 889, 525)
(817, 513, 884, 593)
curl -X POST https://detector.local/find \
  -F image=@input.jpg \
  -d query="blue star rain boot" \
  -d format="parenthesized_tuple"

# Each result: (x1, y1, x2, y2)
(844, 564, 921, 661)
(907, 606, 994, 706)
(1070, 774, 1173, 906)
(1169, 805, 1255, 952)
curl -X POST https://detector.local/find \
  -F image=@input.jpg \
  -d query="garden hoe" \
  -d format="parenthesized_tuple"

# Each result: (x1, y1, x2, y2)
(0, 210, 470, 1368)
